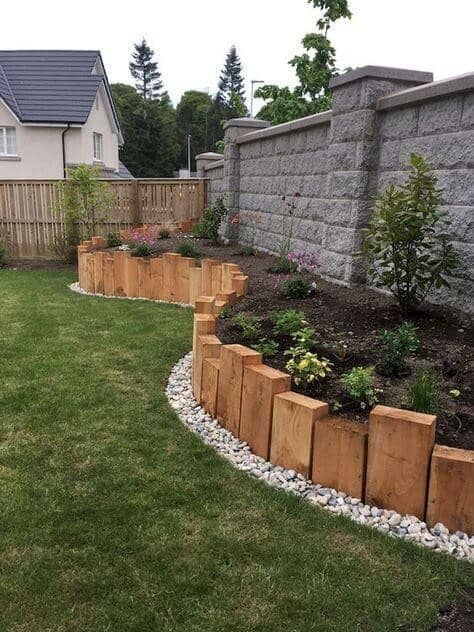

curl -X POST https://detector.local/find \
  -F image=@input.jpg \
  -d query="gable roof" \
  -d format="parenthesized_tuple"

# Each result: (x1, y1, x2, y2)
(0, 50, 122, 138)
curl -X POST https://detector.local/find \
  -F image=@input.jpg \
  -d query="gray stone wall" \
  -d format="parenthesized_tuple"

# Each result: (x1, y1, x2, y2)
(202, 66, 474, 313)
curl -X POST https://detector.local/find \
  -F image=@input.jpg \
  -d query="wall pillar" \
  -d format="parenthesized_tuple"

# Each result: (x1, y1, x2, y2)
(195, 152, 223, 178)
(327, 66, 432, 284)
(220, 117, 270, 243)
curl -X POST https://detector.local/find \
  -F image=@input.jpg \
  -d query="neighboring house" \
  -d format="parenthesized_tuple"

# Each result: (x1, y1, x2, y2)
(0, 50, 133, 179)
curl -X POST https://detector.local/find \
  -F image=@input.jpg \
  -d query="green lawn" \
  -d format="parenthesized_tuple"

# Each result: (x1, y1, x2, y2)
(0, 270, 472, 632)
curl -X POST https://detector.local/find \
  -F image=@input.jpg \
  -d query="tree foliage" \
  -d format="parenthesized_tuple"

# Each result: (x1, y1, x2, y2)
(256, 0, 352, 124)
(362, 154, 459, 316)
(129, 38, 163, 100)
(216, 45, 246, 106)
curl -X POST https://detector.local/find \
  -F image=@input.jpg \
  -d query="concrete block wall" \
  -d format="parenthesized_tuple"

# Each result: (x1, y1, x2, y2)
(201, 66, 474, 313)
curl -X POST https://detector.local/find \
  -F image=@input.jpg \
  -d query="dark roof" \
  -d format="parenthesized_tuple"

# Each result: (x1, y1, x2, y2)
(0, 50, 121, 134)
(117, 161, 134, 179)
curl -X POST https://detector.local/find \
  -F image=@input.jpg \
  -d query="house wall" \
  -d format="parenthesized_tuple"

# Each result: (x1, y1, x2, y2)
(0, 86, 119, 179)
(203, 67, 474, 313)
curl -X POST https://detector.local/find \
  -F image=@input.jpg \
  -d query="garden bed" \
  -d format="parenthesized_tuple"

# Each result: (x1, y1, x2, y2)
(148, 234, 473, 452)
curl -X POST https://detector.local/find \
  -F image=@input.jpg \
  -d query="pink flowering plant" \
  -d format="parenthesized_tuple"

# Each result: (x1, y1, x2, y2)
(128, 226, 160, 257)
(287, 251, 322, 275)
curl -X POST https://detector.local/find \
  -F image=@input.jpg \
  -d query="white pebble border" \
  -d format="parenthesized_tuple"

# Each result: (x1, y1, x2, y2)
(167, 353, 474, 562)
(69, 282, 193, 308)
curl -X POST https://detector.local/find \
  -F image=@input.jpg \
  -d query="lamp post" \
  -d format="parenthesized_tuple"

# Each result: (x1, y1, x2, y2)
(187, 134, 191, 177)
(250, 80, 264, 117)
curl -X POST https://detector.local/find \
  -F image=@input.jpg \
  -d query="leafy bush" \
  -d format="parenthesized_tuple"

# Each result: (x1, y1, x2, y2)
(238, 245, 256, 257)
(233, 314, 263, 341)
(176, 242, 200, 258)
(193, 195, 228, 244)
(268, 257, 298, 274)
(407, 369, 439, 413)
(290, 327, 317, 350)
(341, 366, 381, 410)
(159, 229, 170, 239)
(377, 321, 420, 377)
(251, 338, 279, 358)
(131, 242, 156, 257)
(270, 309, 307, 336)
(107, 232, 122, 248)
(285, 346, 332, 388)
(280, 275, 313, 299)
(0, 243, 6, 267)
(53, 164, 114, 263)
(219, 306, 231, 319)
(362, 154, 459, 316)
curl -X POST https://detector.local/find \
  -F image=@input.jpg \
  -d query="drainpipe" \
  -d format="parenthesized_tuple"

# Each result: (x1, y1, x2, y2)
(61, 123, 72, 178)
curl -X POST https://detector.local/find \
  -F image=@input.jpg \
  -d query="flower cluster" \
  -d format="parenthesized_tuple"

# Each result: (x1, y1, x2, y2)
(287, 251, 323, 275)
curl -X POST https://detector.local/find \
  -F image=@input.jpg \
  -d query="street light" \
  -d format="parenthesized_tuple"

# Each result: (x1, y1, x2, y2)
(250, 80, 264, 117)
(187, 134, 191, 177)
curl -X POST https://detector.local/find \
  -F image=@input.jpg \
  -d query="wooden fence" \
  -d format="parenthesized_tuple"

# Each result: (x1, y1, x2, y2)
(0, 179, 206, 258)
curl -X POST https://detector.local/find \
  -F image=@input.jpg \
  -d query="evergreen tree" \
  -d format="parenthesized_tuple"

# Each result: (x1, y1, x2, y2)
(129, 38, 163, 100)
(216, 45, 246, 111)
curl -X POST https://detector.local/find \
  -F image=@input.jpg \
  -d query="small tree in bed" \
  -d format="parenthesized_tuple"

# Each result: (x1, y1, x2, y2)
(362, 154, 458, 316)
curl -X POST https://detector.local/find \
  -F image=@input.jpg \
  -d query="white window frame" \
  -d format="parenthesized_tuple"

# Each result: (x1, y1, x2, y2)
(93, 132, 103, 162)
(0, 126, 17, 156)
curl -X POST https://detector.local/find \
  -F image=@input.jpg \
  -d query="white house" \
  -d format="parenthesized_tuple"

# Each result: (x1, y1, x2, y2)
(0, 50, 132, 179)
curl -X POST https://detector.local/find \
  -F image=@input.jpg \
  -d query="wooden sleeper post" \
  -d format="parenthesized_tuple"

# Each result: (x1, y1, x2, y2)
(189, 267, 203, 306)
(201, 358, 220, 417)
(239, 364, 291, 459)
(271, 392, 328, 478)
(137, 258, 152, 298)
(103, 257, 115, 296)
(192, 314, 216, 393)
(162, 252, 181, 302)
(232, 275, 249, 297)
(365, 405, 436, 518)
(113, 250, 129, 297)
(312, 417, 369, 500)
(426, 445, 474, 535)
(125, 255, 139, 298)
(216, 345, 262, 436)
(176, 256, 195, 304)
(194, 335, 221, 403)
(201, 259, 218, 295)
(195, 296, 216, 314)
(149, 258, 163, 300)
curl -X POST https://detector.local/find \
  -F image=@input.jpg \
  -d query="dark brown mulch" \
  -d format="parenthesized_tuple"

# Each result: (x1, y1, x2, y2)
(160, 236, 473, 452)
(433, 587, 474, 631)
(4, 258, 76, 272)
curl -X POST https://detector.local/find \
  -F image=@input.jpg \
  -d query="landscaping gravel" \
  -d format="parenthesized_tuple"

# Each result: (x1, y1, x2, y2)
(69, 282, 192, 308)
(166, 352, 474, 563)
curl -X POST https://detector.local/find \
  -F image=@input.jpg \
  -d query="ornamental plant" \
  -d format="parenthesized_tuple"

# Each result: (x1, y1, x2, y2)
(233, 314, 263, 342)
(341, 366, 381, 410)
(280, 275, 314, 299)
(107, 232, 122, 248)
(290, 327, 318, 351)
(362, 153, 459, 316)
(376, 321, 420, 377)
(176, 242, 200, 258)
(407, 368, 439, 413)
(270, 309, 307, 336)
(193, 195, 228, 244)
(287, 250, 322, 275)
(285, 346, 332, 389)
(251, 338, 279, 358)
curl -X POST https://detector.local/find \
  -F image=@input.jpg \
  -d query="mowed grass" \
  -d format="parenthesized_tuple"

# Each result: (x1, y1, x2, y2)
(0, 270, 472, 632)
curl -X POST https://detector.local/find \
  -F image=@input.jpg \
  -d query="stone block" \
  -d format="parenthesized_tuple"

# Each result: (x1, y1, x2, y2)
(312, 417, 369, 500)
(216, 345, 262, 436)
(366, 405, 436, 519)
(461, 93, 474, 128)
(271, 392, 328, 478)
(437, 169, 474, 206)
(240, 365, 291, 459)
(327, 142, 357, 171)
(330, 171, 370, 199)
(330, 110, 376, 143)
(331, 82, 362, 113)
(380, 106, 419, 140)
(418, 95, 463, 135)
(323, 225, 356, 254)
(426, 444, 474, 535)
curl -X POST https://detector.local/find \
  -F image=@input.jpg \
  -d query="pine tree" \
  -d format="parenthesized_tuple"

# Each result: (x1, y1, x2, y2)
(216, 45, 246, 108)
(129, 38, 163, 100)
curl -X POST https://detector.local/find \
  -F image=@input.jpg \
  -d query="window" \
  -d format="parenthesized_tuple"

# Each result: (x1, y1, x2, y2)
(0, 127, 17, 156)
(93, 132, 103, 161)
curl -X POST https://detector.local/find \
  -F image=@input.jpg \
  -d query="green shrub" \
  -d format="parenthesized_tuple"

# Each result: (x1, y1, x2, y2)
(281, 275, 313, 299)
(233, 314, 263, 341)
(362, 154, 459, 316)
(290, 327, 317, 351)
(159, 229, 170, 239)
(251, 338, 279, 358)
(407, 369, 439, 413)
(285, 346, 332, 389)
(270, 309, 307, 336)
(219, 306, 231, 319)
(0, 243, 6, 267)
(107, 232, 122, 248)
(341, 366, 381, 410)
(193, 195, 228, 244)
(377, 321, 420, 377)
(268, 257, 298, 274)
(176, 242, 200, 258)
(238, 245, 256, 257)
(132, 242, 156, 257)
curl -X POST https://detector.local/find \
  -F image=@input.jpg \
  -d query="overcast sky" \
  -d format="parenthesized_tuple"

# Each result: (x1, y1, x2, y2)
(2, 0, 473, 110)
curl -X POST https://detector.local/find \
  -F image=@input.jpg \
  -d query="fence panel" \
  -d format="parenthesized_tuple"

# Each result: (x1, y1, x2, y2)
(0, 178, 206, 258)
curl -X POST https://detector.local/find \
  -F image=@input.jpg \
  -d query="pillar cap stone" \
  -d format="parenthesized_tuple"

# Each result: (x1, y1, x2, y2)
(195, 152, 224, 161)
(329, 65, 433, 89)
(223, 117, 271, 131)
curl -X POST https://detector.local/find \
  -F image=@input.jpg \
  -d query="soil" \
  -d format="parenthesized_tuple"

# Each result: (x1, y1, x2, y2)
(4, 258, 76, 272)
(433, 587, 474, 631)
(7, 234, 473, 451)
(160, 235, 474, 452)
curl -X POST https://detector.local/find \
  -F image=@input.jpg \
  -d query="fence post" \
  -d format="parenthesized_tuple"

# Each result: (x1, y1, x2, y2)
(130, 180, 141, 227)
(219, 118, 270, 244)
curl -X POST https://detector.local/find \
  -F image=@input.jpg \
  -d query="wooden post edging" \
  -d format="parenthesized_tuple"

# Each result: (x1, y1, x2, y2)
(77, 238, 474, 536)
